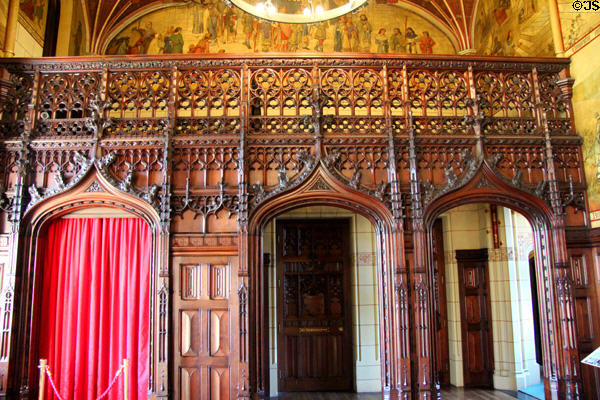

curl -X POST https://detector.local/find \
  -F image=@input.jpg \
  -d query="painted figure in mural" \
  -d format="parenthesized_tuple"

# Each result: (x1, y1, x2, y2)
(142, 22, 156, 53)
(208, 4, 219, 43)
(127, 27, 145, 54)
(110, 37, 130, 55)
(313, 23, 327, 52)
(242, 13, 255, 49)
(494, 0, 510, 26)
(171, 27, 184, 53)
(279, 22, 293, 51)
(342, 18, 358, 52)
(192, 2, 203, 34)
(260, 20, 272, 52)
(405, 27, 418, 53)
(375, 28, 389, 53)
(389, 28, 405, 53)
(163, 26, 174, 53)
(147, 32, 162, 54)
(503, 30, 516, 55)
(418, 31, 435, 54)
(73, 22, 83, 56)
(189, 33, 211, 53)
(334, 17, 344, 52)
(357, 14, 372, 52)
(164, 27, 184, 54)
(224, 6, 237, 43)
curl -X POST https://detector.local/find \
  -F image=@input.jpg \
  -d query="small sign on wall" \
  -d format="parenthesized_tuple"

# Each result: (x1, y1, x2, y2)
(582, 346, 600, 368)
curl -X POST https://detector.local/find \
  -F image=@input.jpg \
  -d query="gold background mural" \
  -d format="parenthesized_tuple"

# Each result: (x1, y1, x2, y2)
(474, 0, 554, 56)
(105, 1, 456, 55)
(559, 0, 600, 51)
(18, 0, 49, 45)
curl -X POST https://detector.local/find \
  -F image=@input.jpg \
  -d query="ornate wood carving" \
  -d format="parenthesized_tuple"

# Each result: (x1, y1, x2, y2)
(0, 54, 589, 399)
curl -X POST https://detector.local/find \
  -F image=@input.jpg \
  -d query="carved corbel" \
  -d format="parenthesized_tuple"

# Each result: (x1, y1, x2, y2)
(375, 181, 388, 201)
(118, 170, 134, 192)
(278, 168, 290, 189)
(443, 167, 458, 190)
(349, 168, 361, 190)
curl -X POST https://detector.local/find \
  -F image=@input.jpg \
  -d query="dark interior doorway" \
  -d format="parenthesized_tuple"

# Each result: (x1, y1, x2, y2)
(456, 248, 494, 389)
(276, 219, 353, 392)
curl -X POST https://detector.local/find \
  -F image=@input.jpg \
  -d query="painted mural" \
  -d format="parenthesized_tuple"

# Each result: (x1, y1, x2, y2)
(571, 38, 600, 219)
(0, 1, 7, 50)
(559, 1, 600, 52)
(105, 1, 456, 55)
(19, 0, 49, 45)
(68, 0, 86, 56)
(474, 0, 554, 57)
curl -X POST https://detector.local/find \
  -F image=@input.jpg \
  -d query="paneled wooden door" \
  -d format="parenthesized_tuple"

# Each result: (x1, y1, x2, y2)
(433, 218, 450, 386)
(276, 219, 353, 392)
(456, 249, 494, 388)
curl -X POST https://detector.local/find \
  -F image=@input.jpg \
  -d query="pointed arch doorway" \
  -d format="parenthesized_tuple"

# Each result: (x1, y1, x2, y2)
(245, 167, 401, 398)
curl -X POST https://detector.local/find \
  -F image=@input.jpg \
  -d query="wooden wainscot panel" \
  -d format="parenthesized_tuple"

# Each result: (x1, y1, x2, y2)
(180, 309, 202, 357)
(210, 367, 230, 400)
(209, 309, 229, 357)
(568, 250, 600, 396)
(173, 255, 237, 400)
(209, 264, 229, 300)
(180, 367, 202, 400)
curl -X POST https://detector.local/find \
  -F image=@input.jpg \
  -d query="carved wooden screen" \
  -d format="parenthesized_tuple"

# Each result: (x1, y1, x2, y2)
(0, 54, 591, 399)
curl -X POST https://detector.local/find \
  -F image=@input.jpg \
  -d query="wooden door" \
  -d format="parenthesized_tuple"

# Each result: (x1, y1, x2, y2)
(432, 218, 450, 386)
(456, 249, 494, 388)
(276, 219, 352, 392)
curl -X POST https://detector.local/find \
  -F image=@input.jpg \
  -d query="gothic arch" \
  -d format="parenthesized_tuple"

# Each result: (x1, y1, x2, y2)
(421, 161, 582, 398)
(243, 164, 408, 398)
(8, 167, 166, 399)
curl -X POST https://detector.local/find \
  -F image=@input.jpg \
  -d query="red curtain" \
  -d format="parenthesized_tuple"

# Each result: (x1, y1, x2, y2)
(38, 218, 150, 400)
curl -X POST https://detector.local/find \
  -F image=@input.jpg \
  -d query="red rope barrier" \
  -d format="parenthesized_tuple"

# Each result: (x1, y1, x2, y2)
(41, 361, 125, 400)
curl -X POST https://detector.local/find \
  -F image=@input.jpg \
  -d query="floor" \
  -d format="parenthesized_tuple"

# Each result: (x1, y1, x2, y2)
(273, 388, 517, 399)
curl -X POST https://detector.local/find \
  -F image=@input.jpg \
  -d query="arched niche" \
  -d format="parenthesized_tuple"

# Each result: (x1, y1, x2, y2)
(243, 165, 409, 398)
(8, 167, 166, 399)
(422, 162, 582, 398)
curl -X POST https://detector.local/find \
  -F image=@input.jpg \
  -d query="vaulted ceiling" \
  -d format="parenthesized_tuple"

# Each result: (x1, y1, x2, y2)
(82, 0, 479, 53)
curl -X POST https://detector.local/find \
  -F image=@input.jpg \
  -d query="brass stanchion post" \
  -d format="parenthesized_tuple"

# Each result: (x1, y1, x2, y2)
(38, 359, 47, 400)
(123, 359, 129, 400)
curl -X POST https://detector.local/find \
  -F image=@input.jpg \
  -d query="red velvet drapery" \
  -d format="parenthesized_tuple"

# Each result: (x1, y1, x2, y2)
(38, 218, 150, 400)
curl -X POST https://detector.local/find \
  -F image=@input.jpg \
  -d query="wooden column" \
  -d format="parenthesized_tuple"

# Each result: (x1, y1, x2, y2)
(547, 0, 566, 56)
(2, 0, 19, 57)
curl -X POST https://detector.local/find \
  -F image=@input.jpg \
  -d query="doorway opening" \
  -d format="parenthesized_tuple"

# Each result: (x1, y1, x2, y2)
(263, 206, 382, 396)
(433, 203, 544, 397)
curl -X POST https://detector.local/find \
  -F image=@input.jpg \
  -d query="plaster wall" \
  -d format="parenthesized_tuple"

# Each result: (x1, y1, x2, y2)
(440, 204, 541, 390)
